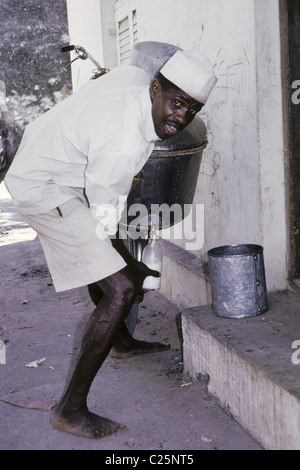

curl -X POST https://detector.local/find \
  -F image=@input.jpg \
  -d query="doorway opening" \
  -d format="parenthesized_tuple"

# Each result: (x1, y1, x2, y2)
(288, 0, 300, 278)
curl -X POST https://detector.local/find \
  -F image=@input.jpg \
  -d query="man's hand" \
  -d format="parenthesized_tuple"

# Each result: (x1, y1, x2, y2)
(112, 235, 160, 293)
(128, 258, 160, 292)
(120, 254, 160, 294)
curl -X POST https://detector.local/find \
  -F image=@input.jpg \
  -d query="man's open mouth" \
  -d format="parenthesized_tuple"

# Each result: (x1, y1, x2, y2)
(164, 122, 179, 137)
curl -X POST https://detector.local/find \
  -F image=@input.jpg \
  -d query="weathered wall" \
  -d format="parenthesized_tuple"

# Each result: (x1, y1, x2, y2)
(65, 0, 290, 291)
(0, 0, 72, 172)
(127, 0, 289, 291)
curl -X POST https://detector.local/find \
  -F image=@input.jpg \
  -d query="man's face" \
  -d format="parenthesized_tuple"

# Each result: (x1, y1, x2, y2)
(150, 80, 203, 140)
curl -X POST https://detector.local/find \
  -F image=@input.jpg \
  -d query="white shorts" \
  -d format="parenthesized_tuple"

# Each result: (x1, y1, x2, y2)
(19, 198, 127, 292)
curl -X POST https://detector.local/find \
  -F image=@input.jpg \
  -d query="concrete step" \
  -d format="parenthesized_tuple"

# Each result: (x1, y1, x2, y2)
(160, 239, 211, 308)
(182, 291, 300, 450)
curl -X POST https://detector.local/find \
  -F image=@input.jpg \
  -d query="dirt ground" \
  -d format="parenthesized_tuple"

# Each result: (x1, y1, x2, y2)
(0, 187, 262, 451)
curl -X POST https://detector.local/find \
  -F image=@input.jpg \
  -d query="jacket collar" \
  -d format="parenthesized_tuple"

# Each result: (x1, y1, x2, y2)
(139, 86, 159, 143)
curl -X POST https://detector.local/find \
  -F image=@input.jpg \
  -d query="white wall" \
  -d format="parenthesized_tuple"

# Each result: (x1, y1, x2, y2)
(66, 0, 289, 291)
(254, 0, 289, 291)
(135, 0, 288, 291)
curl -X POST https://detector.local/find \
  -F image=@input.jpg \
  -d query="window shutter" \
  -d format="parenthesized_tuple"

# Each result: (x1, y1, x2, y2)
(118, 16, 131, 64)
(132, 10, 138, 44)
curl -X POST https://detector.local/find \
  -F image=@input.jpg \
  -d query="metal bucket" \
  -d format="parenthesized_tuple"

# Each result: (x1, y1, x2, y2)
(208, 244, 268, 319)
(124, 116, 207, 230)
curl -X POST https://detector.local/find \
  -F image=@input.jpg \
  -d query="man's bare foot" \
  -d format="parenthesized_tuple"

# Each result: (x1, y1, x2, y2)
(50, 405, 126, 439)
(110, 337, 170, 359)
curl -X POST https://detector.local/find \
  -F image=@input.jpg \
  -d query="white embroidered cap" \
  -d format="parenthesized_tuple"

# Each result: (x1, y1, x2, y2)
(159, 50, 217, 104)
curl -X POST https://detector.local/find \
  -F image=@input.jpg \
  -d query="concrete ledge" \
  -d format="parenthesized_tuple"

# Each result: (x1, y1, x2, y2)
(159, 240, 211, 308)
(182, 291, 300, 450)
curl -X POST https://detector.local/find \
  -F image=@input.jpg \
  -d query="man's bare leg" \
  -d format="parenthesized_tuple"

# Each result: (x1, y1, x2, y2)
(51, 267, 137, 439)
(88, 283, 170, 359)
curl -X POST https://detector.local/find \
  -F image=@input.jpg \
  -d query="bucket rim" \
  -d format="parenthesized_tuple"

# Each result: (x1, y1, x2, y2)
(208, 244, 264, 258)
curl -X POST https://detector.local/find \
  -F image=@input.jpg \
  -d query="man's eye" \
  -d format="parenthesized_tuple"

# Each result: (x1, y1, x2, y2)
(173, 99, 182, 108)
(189, 108, 197, 115)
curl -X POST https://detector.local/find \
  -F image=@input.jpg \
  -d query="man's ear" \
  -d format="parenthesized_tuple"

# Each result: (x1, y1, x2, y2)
(150, 79, 160, 102)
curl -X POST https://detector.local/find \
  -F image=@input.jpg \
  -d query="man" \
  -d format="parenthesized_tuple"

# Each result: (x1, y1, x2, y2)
(5, 49, 217, 439)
